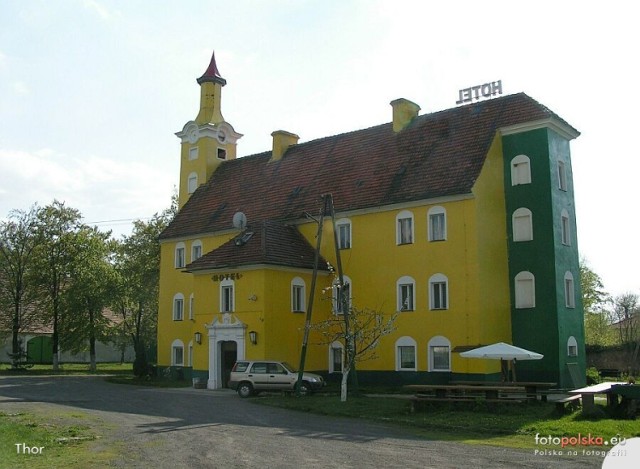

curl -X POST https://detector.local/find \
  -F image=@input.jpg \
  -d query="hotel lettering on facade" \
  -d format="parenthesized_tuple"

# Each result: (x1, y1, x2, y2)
(157, 52, 586, 389)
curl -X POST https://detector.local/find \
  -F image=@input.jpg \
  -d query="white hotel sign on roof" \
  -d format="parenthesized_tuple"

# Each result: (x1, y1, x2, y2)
(456, 80, 503, 105)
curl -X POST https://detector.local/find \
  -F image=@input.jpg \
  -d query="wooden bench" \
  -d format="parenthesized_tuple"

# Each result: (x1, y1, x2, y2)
(554, 394, 581, 413)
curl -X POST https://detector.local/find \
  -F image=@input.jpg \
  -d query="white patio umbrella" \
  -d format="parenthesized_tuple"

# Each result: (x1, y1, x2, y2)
(460, 342, 543, 382)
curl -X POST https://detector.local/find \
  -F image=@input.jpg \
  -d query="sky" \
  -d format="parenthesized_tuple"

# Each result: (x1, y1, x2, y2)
(0, 0, 638, 297)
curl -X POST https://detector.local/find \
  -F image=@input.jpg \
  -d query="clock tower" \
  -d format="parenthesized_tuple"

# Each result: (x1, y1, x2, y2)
(175, 51, 242, 209)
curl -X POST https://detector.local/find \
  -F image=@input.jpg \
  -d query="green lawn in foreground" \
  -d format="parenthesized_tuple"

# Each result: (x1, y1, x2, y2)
(0, 362, 133, 375)
(255, 394, 640, 449)
(0, 410, 115, 469)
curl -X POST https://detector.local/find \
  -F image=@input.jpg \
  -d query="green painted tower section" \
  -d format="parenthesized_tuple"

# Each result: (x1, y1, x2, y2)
(503, 127, 586, 389)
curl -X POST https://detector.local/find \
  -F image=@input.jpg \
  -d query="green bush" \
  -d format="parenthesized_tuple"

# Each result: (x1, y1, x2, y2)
(586, 366, 601, 384)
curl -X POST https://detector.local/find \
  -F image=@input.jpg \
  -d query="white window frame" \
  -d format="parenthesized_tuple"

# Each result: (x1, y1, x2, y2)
(291, 277, 306, 313)
(567, 336, 578, 357)
(395, 336, 417, 371)
(329, 341, 344, 373)
(397, 276, 416, 312)
(336, 218, 352, 249)
(564, 271, 575, 308)
(429, 273, 449, 310)
(175, 242, 186, 268)
(188, 147, 199, 161)
(512, 207, 533, 242)
(189, 293, 194, 320)
(188, 340, 193, 367)
(561, 209, 571, 246)
(396, 210, 414, 245)
(428, 206, 447, 241)
(171, 339, 184, 366)
(515, 271, 536, 309)
(333, 275, 352, 315)
(173, 293, 184, 321)
(428, 335, 451, 372)
(558, 161, 567, 191)
(187, 172, 198, 194)
(511, 154, 531, 186)
(191, 240, 202, 262)
(220, 279, 235, 313)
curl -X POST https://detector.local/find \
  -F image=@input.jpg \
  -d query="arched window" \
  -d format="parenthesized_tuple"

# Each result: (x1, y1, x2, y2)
(187, 172, 198, 194)
(171, 339, 184, 366)
(220, 279, 235, 313)
(333, 275, 352, 315)
(175, 242, 186, 268)
(564, 271, 575, 308)
(395, 336, 417, 371)
(428, 206, 447, 241)
(515, 271, 535, 308)
(396, 210, 414, 245)
(567, 336, 578, 357)
(291, 277, 306, 313)
(336, 218, 352, 249)
(561, 209, 571, 246)
(429, 273, 449, 310)
(512, 208, 533, 242)
(191, 240, 203, 262)
(428, 336, 451, 372)
(329, 341, 344, 373)
(173, 293, 184, 321)
(511, 154, 531, 185)
(397, 276, 416, 311)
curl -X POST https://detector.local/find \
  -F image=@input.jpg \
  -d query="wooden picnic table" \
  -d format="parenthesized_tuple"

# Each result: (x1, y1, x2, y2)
(570, 382, 626, 413)
(405, 384, 525, 400)
(448, 381, 557, 400)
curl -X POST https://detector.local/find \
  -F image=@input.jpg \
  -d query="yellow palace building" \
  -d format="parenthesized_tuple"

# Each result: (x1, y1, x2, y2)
(157, 52, 586, 389)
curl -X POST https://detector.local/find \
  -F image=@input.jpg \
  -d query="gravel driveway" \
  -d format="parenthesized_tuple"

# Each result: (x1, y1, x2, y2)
(0, 375, 602, 468)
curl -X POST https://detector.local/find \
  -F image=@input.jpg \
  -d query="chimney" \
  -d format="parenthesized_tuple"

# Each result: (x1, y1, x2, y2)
(390, 98, 420, 132)
(270, 130, 299, 161)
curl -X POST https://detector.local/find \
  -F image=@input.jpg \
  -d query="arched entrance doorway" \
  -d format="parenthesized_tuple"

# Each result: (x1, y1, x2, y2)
(205, 313, 246, 389)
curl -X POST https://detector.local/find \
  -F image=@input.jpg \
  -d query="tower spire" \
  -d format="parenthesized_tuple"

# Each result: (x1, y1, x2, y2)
(197, 50, 227, 86)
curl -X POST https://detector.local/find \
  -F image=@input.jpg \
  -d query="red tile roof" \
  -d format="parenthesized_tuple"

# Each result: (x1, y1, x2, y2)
(161, 93, 577, 241)
(185, 221, 328, 272)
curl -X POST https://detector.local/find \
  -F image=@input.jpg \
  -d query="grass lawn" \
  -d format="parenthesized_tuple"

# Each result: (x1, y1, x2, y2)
(0, 362, 133, 375)
(254, 393, 640, 450)
(0, 409, 116, 469)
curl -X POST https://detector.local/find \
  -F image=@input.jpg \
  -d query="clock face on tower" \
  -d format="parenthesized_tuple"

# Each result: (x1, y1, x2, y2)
(188, 129, 198, 144)
(218, 131, 226, 143)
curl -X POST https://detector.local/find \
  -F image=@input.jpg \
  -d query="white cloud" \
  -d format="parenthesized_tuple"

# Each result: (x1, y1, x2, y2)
(12, 81, 29, 95)
(0, 148, 175, 237)
(82, 0, 113, 20)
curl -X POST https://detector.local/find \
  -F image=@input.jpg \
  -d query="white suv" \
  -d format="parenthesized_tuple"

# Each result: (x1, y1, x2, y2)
(229, 360, 325, 398)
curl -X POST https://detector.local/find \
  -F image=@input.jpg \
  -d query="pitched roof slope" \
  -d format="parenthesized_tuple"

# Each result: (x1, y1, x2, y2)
(185, 221, 328, 272)
(161, 93, 576, 240)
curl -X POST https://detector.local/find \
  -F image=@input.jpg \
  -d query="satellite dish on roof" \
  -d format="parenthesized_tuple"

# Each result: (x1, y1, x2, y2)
(232, 211, 247, 230)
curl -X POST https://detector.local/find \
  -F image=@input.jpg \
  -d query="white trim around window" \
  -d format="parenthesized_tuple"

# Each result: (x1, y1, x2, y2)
(395, 336, 417, 371)
(511, 154, 531, 186)
(191, 240, 203, 262)
(173, 293, 184, 321)
(187, 172, 198, 194)
(558, 161, 568, 191)
(512, 207, 533, 242)
(561, 209, 571, 246)
(171, 339, 184, 366)
(188, 293, 194, 320)
(336, 218, 352, 249)
(175, 242, 186, 268)
(329, 341, 344, 373)
(564, 271, 575, 308)
(428, 335, 451, 372)
(333, 275, 352, 315)
(220, 279, 235, 313)
(428, 206, 447, 241)
(291, 277, 306, 313)
(397, 276, 416, 312)
(429, 273, 449, 310)
(396, 210, 414, 245)
(567, 336, 578, 357)
(515, 271, 535, 309)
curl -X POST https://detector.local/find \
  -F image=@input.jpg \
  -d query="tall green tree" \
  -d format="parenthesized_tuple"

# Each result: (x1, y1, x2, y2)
(0, 205, 41, 367)
(31, 201, 84, 370)
(580, 259, 614, 346)
(113, 201, 175, 376)
(61, 226, 116, 371)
